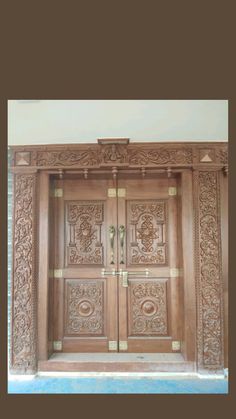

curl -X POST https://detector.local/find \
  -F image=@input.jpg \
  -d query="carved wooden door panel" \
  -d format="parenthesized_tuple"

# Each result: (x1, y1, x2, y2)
(53, 177, 118, 352)
(117, 177, 182, 352)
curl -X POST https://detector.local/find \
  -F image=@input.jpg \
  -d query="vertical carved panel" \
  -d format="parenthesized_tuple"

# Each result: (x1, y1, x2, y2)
(66, 201, 104, 265)
(194, 171, 224, 370)
(11, 174, 37, 373)
(127, 201, 167, 265)
(65, 280, 104, 336)
(129, 281, 168, 336)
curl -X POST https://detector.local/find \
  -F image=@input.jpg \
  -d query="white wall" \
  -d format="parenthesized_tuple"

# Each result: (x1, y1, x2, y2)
(8, 100, 228, 145)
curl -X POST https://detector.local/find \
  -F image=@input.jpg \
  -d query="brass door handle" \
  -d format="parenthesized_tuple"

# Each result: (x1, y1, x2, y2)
(109, 225, 116, 264)
(119, 225, 125, 264)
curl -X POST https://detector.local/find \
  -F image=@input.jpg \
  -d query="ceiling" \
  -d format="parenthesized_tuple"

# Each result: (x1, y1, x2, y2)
(8, 100, 228, 145)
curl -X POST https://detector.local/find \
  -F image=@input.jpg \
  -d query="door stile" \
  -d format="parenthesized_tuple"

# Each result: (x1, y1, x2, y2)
(53, 178, 65, 351)
(106, 183, 119, 350)
(117, 190, 128, 351)
(38, 171, 50, 361)
(167, 177, 181, 343)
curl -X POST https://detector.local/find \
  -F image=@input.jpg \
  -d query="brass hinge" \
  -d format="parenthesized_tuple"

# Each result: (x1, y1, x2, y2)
(108, 341, 118, 351)
(54, 188, 63, 197)
(53, 341, 62, 351)
(119, 341, 128, 351)
(168, 187, 177, 196)
(170, 268, 180, 277)
(172, 341, 181, 351)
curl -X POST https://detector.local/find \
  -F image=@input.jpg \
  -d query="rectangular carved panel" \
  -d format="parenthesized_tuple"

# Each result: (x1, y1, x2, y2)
(11, 174, 37, 373)
(64, 279, 105, 336)
(128, 280, 168, 336)
(66, 201, 104, 265)
(194, 171, 224, 370)
(127, 200, 167, 265)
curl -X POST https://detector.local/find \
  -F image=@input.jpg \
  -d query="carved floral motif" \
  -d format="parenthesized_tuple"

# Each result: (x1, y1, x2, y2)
(130, 281, 168, 335)
(218, 148, 228, 165)
(65, 281, 104, 335)
(11, 174, 37, 372)
(128, 148, 193, 165)
(37, 149, 100, 166)
(128, 201, 167, 264)
(67, 202, 104, 265)
(196, 171, 223, 369)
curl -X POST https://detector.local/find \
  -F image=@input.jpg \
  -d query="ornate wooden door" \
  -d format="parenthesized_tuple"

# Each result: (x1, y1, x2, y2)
(117, 176, 182, 352)
(53, 175, 182, 353)
(53, 177, 118, 352)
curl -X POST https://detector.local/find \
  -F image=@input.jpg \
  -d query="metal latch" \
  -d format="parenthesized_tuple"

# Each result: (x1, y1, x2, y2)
(122, 271, 128, 287)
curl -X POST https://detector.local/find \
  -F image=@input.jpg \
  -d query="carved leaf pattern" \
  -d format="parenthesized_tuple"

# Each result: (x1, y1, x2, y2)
(218, 148, 228, 164)
(198, 171, 223, 368)
(35, 146, 193, 167)
(12, 174, 37, 371)
(67, 202, 104, 265)
(130, 281, 168, 335)
(128, 148, 193, 165)
(37, 149, 100, 166)
(65, 281, 104, 335)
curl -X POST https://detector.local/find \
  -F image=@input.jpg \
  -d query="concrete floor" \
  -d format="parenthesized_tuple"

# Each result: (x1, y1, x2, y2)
(8, 375, 228, 394)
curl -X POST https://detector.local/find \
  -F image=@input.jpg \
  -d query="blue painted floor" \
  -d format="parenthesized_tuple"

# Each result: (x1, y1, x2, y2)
(8, 376, 228, 394)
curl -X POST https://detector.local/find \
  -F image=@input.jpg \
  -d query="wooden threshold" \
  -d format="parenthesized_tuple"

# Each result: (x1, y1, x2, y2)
(38, 353, 196, 373)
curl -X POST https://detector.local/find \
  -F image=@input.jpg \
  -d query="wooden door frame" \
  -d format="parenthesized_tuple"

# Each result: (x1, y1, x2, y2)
(9, 141, 228, 374)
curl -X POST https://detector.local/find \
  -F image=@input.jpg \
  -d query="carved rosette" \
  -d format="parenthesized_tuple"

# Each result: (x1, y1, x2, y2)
(194, 171, 224, 370)
(66, 201, 104, 265)
(11, 174, 37, 373)
(127, 201, 167, 265)
(129, 281, 168, 335)
(65, 280, 104, 336)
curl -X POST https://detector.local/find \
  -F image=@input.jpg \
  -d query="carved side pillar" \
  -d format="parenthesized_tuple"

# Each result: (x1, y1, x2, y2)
(10, 172, 38, 374)
(193, 170, 224, 373)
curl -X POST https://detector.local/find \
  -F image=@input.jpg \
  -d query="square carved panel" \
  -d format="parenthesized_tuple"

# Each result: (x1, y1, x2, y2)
(64, 279, 105, 336)
(129, 280, 168, 336)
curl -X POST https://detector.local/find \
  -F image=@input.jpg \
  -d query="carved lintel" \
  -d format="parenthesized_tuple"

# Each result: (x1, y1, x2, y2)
(9, 143, 228, 170)
(11, 173, 37, 373)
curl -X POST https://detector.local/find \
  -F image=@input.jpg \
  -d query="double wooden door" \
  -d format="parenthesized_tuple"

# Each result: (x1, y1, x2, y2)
(52, 174, 182, 353)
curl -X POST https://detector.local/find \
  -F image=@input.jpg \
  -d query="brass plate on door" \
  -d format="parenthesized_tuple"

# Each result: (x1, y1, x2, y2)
(117, 188, 126, 197)
(108, 188, 117, 197)
(108, 341, 118, 351)
(119, 341, 128, 351)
